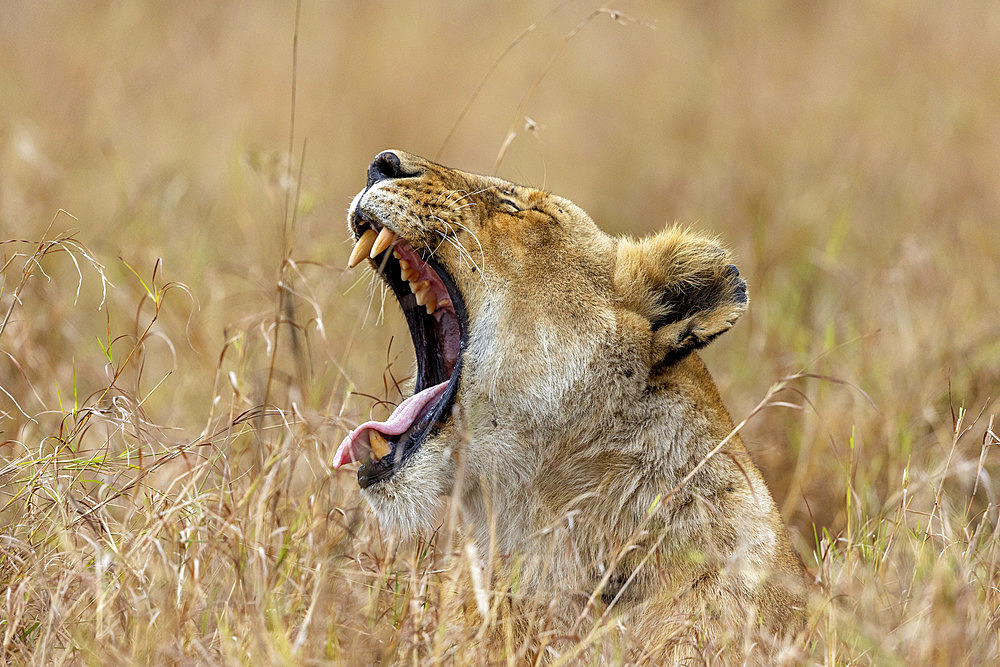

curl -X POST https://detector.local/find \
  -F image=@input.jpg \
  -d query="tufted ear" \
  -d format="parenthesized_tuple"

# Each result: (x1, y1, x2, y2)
(615, 226, 748, 367)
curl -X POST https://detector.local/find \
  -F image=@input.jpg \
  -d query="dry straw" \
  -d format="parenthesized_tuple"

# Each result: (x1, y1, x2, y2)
(2, 1, 999, 664)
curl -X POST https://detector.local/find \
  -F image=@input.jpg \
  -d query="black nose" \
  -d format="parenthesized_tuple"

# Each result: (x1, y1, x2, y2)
(367, 151, 416, 188)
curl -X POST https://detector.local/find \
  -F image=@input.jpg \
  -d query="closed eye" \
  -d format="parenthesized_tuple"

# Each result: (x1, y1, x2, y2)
(499, 198, 521, 213)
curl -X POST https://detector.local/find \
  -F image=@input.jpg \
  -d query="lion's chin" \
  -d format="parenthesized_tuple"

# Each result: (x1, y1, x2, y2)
(360, 443, 456, 535)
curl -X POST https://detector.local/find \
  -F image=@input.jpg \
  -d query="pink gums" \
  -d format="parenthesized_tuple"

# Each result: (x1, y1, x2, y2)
(394, 241, 453, 312)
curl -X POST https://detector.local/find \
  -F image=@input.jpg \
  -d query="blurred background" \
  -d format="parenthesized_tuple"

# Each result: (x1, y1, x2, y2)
(4, 0, 1000, 535)
(1, 1, 998, 660)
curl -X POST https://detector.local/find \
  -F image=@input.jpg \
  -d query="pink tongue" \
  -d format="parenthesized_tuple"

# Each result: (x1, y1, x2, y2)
(333, 381, 449, 468)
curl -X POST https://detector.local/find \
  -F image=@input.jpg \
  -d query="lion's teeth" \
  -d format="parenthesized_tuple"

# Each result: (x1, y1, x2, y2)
(400, 260, 418, 281)
(392, 249, 401, 259)
(424, 291, 438, 314)
(369, 430, 391, 461)
(348, 229, 377, 268)
(370, 227, 396, 258)
(412, 280, 430, 306)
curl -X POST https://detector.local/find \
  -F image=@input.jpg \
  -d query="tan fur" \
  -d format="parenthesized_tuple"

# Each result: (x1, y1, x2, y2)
(347, 151, 806, 660)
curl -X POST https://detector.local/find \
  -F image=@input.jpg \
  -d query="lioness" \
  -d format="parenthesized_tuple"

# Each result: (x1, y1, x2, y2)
(335, 151, 806, 660)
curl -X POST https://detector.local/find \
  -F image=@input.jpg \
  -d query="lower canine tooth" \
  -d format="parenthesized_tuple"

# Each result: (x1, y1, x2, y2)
(370, 431, 391, 461)
(348, 229, 377, 268)
(370, 227, 396, 258)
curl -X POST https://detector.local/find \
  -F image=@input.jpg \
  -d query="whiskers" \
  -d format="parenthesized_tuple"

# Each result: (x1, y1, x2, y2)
(445, 185, 499, 207)
(436, 187, 499, 296)
(430, 216, 493, 299)
(358, 267, 391, 330)
(383, 185, 499, 299)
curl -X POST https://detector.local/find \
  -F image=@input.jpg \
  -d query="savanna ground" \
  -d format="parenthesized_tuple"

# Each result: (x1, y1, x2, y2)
(1, 1, 998, 664)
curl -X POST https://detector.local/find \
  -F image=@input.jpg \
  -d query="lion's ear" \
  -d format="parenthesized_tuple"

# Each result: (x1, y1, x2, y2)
(615, 226, 748, 367)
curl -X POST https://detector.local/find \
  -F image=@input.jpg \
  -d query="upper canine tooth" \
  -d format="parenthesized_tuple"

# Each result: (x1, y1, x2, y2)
(348, 229, 378, 268)
(370, 227, 396, 258)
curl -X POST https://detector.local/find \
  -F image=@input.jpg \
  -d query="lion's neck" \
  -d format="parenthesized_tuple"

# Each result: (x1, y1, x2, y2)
(461, 353, 747, 575)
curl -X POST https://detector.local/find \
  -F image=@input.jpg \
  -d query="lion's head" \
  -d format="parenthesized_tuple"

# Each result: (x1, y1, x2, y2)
(334, 150, 748, 537)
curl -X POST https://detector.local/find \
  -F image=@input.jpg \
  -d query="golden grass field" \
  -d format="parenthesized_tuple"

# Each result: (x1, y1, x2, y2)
(1, 1, 998, 663)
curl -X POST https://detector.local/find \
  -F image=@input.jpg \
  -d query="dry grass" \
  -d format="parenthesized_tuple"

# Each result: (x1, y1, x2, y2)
(1, 1, 998, 663)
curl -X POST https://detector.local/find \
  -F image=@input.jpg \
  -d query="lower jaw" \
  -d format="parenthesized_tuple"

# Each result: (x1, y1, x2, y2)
(357, 343, 464, 490)
(348, 234, 468, 489)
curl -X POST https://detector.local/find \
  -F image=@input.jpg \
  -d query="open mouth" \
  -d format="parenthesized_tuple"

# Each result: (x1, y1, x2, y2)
(332, 214, 468, 488)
